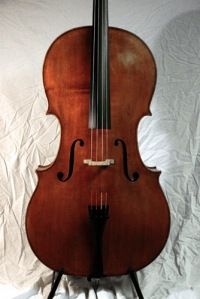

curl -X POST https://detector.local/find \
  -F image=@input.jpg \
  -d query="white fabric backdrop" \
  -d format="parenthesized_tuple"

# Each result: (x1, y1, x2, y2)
(0, 0, 200, 298)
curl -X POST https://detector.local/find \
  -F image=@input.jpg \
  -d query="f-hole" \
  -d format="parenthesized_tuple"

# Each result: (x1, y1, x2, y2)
(57, 139, 84, 182)
(114, 139, 139, 182)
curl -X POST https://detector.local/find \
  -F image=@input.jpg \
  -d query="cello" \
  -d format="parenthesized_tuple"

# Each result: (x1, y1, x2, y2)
(26, 0, 170, 293)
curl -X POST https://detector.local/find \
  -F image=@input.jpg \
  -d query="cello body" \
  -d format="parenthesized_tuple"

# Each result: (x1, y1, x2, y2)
(26, 13, 170, 277)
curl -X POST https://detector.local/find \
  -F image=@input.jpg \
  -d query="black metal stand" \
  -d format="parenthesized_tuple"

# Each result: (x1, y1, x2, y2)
(129, 270, 144, 299)
(48, 269, 144, 299)
(47, 268, 64, 299)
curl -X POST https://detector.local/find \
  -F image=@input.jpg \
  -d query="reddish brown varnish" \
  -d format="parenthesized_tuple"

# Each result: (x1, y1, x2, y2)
(26, 27, 170, 276)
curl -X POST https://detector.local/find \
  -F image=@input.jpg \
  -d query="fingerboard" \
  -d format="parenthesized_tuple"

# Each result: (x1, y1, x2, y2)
(89, 0, 110, 129)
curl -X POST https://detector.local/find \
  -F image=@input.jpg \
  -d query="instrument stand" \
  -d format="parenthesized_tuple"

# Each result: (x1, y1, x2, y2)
(47, 269, 144, 299)
(47, 269, 64, 299)
(129, 270, 144, 299)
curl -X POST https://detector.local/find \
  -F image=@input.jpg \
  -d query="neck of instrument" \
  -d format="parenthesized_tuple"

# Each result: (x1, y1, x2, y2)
(89, 0, 110, 129)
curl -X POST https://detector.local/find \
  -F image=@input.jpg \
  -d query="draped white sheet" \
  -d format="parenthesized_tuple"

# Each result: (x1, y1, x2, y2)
(0, 0, 200, 298)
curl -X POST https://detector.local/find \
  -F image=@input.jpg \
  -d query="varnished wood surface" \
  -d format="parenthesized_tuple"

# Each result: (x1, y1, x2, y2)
(26, 27, 170, 276)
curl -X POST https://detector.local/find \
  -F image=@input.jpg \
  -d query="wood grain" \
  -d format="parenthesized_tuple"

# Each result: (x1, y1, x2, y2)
(26, 27, 170, 276)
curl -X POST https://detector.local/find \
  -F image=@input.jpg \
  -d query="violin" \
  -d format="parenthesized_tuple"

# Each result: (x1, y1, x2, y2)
(26, 0, 170, 277)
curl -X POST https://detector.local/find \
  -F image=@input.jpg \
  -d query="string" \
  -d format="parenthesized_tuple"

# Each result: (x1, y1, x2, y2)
(100, 191, 103, 209)
(102, 0, 108, 163)
(105, 0, 109, 162)
(101, 0, 104, 162)
(105, 0, 109, 209)
(90, 0, 110, 208)
(91, 0, 96, 161)
(95, 0, 100, 162)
